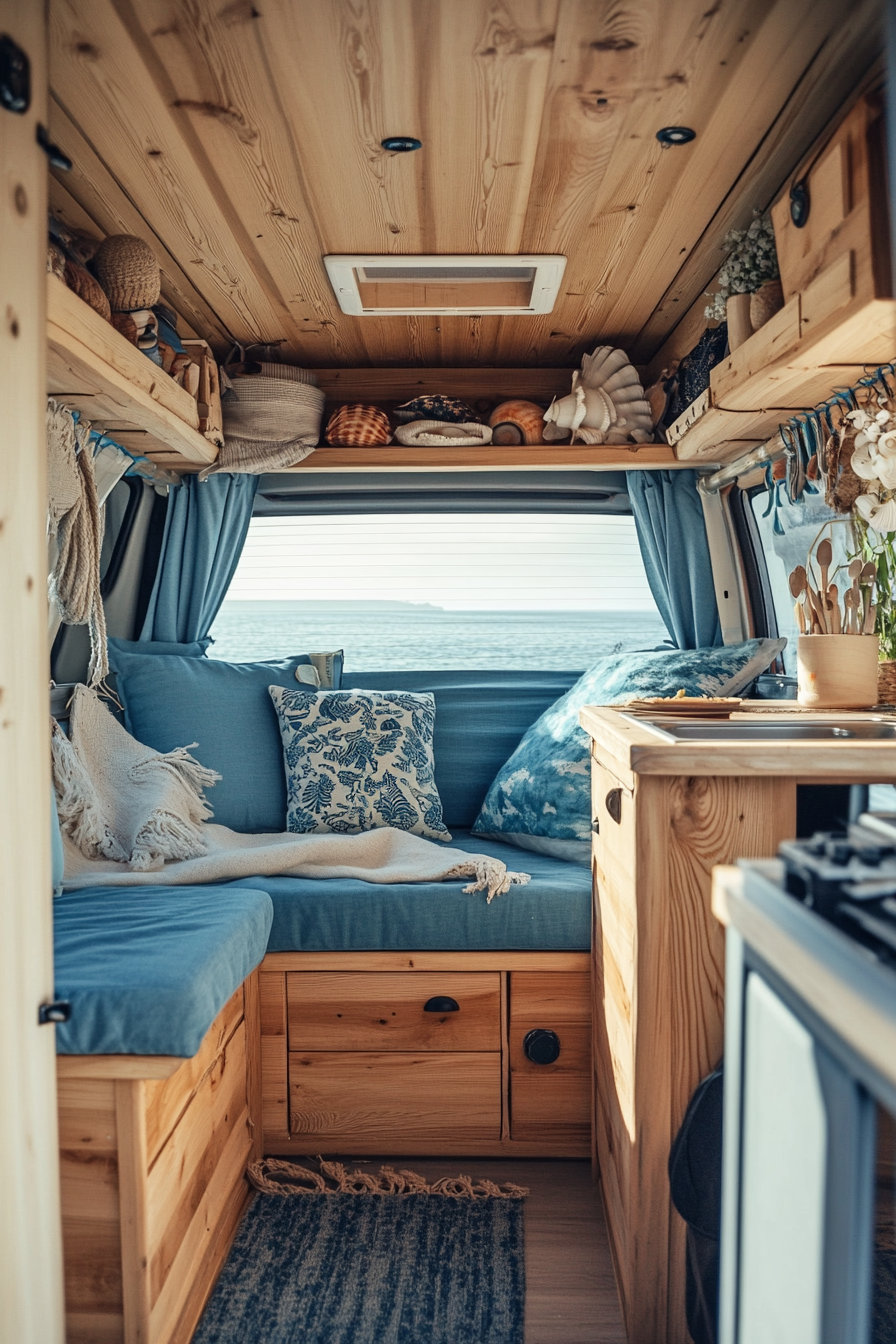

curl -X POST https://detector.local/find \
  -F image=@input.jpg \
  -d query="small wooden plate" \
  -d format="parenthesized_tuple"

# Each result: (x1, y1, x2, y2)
(623, 696, 742, 718)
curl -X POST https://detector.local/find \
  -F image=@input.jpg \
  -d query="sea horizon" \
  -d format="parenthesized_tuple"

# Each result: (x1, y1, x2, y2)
(209, 601, 669, 671)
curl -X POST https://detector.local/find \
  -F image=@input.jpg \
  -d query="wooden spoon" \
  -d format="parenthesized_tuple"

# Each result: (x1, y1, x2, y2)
(827, 583, 842, 634)
(864, 601, 878, 636)
(816, 538, 833, 615)
(844, 586, 859, 634)
(791, 565, 825, 632)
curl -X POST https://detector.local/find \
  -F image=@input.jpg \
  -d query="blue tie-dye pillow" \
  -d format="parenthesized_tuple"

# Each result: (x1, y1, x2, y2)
(472, 639, 785, 859)
(269, 686, 450, 841)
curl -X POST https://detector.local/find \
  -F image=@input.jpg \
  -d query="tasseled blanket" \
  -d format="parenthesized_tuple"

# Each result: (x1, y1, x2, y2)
(53, 687, 530, 903)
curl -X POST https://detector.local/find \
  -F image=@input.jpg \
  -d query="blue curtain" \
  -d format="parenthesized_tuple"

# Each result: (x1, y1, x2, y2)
(625, 470, 721, 649)
(140, 473, 258, 644)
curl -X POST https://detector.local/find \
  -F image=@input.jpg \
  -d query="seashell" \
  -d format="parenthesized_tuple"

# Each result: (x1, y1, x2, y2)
(488, 400, 548, 445)
(543, 345, 654, 445)
(47, 243, 67, 279)
(326, 404, 391, 446)
(394, 395, 480, 424)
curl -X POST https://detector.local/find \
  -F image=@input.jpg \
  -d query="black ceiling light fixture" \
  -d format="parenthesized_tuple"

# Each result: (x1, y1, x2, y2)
(656, 126, 696, 148)
(381, 136, 422, 153)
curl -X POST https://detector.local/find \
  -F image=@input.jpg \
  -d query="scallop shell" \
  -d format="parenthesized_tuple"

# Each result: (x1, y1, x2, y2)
(488, 400, 547, 445)
(543, 345, 654, 445)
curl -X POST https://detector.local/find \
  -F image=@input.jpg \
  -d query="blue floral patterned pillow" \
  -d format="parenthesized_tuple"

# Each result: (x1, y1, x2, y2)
(269, 686, 450, 841)
(472, 639, 785, 852)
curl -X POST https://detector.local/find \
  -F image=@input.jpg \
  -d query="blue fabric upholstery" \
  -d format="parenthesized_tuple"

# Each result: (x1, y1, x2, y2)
(626, 470, 721, 649)
(473, 639, 786, 847)
(53, 885, 273, 1056)
(225, 830, 591, 952)
(341, 671, 580, 828)
(108, 647, 327, 833)
(140, 473, 259, 644)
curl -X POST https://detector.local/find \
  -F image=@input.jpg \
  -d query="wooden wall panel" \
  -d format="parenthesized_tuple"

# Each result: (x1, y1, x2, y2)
(47, 0, 883, 368)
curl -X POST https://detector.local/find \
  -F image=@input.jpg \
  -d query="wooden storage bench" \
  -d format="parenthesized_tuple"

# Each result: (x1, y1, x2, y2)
(260, 952, 591, 1159)
(57, 975, 261, 1344)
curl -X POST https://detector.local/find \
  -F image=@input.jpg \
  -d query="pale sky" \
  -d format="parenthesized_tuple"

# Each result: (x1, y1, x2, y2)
(225, 513, 659, 612)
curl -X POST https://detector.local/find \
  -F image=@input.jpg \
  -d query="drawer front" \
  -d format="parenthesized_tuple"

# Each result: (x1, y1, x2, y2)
(509, 971, 591, 1144)
(287, 971, 500, 1051)
(289, 1051, 501, 1142)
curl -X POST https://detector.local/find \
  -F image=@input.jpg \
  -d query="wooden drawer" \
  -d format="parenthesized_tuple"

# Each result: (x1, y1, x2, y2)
(286, 971, 500, 1051)
(509, 971, 591, 1144)
(289, 1051, 501, 1143)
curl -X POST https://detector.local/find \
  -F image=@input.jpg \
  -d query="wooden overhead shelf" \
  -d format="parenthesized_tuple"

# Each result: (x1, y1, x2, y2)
(273, 443, 678, 471)
(46, 273, 218, 467)
(668, 264, 896, 463)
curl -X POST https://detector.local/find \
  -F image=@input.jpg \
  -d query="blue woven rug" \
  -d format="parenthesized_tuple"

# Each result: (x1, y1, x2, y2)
(194, 1190, 525, 1344)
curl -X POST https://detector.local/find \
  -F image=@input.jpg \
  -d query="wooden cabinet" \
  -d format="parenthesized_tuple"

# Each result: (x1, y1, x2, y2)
(261, 952, 591, 1159)
(57, 978, 261, 1344)
(582, 711, 800, 1344)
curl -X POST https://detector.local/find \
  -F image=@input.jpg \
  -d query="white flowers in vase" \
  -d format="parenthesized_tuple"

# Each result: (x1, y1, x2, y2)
(846, 404, 896, 534)
(704, 210, 780, 322)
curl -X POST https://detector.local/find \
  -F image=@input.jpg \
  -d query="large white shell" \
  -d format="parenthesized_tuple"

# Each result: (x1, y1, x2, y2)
(545, 344, 655, 445)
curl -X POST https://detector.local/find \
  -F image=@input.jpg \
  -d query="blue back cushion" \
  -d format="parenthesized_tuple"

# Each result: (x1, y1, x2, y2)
(51, 788, 65, 896)
(108, 648, 329, 833)
(342, 671, 579, 828)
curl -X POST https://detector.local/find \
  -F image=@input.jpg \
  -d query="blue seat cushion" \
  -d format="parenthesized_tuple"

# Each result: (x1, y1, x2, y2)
(53, 885, 273, 1056)
(341, 671, 580, 828)
(225, 831, 590, 952)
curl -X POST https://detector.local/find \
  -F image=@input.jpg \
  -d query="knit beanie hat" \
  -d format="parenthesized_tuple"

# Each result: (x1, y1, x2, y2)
(93, 235, 161, 312)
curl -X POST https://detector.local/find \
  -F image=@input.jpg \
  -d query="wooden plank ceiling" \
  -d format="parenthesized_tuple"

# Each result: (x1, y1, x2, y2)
(48, 0, 881, 369)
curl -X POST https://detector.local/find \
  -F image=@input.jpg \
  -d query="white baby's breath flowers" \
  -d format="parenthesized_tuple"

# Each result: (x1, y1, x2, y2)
(704, 210, 780, 322)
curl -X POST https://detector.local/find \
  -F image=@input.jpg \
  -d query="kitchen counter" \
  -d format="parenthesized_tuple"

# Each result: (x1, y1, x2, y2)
(579, 704, 896, 1344)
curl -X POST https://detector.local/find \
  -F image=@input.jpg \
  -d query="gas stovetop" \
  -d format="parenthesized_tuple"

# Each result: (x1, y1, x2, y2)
(780, 815, 896, 963)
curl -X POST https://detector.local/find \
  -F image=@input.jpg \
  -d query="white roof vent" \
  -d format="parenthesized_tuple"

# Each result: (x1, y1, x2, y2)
(324, 254, 566, 316)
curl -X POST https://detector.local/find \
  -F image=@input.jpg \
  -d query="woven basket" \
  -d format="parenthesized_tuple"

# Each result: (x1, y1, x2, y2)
(878, 660, 896, 705)
(326, 404, 391, 446)
(93, 234, 161, 312)
(64, 261, 112, 321)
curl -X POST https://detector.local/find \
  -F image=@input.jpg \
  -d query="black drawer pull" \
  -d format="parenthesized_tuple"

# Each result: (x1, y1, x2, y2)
(605, 788, 623, 824)
(424, 996, 459, 1013)
(38, 1000, 72, 1025)
(524, 1028, 561, 1065)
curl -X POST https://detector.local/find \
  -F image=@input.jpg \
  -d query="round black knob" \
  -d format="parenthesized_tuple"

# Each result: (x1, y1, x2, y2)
(423, 996, 459, 1013)
(524, 1028, 561, 1065)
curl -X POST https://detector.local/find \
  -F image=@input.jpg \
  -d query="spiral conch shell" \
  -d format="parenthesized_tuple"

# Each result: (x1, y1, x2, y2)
(543, 346, 654, 445)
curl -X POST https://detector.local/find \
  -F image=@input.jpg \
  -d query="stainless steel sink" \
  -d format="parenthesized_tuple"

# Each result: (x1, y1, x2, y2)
(630, 718, 896, 742)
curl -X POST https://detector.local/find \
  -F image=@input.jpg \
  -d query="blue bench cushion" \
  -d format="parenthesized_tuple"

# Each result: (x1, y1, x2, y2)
(226, 831, 590, 952)
(341, 671, 580, 829)
(53, 885, 273, 1057)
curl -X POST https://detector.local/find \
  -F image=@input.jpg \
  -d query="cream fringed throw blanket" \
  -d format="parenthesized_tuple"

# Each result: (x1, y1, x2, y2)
(53, 688, 530, 902)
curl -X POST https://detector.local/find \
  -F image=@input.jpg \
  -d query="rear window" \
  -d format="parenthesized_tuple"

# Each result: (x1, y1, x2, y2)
(209, 512, 667, 670)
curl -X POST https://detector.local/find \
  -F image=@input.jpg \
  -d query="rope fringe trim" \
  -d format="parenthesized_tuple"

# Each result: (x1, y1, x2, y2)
(247, 1157, 528, 1200)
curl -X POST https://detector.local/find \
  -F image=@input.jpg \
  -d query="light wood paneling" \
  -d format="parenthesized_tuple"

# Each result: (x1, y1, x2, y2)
(47, 0, 882, 367)
(287, 971, 501, 1052)
(263, 950, 590, 973)
(289, 1051, 502, 1145)
(509, 971, 591, 1145)
(259, 970, 289, 1148)
(586, 717, 799, 1344)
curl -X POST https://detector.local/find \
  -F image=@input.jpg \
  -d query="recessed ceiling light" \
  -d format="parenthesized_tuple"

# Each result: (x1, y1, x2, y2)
(656, 126, 696, 147)
(381, 136, 422, 152)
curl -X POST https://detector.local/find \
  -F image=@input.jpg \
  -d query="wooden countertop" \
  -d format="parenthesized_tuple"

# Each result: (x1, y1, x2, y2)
(579, 704, 896, 781)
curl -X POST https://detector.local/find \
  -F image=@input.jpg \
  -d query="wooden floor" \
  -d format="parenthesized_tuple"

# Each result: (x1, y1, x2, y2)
(326, 1156, 627, 1344)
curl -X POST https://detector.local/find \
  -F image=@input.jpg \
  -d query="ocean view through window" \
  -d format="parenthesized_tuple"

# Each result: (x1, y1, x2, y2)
(210, 513, 668, 670)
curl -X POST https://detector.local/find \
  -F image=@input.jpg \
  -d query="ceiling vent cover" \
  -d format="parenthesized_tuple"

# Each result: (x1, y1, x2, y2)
(324, 254, 566, 316)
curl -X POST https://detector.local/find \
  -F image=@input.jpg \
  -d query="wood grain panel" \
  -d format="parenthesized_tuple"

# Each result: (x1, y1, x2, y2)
(260, 970, 289, 1146)
(289, 1051, 501, 1143)
(47, 96, 218, 345)
(49, 0, 296, 349)
(263, 951, 590, 973)
(588, 747, 798, 1344)
(286, 971, 501, 1052)
(144, 985, 244, 1167)
(511, 1072, 591, 1145)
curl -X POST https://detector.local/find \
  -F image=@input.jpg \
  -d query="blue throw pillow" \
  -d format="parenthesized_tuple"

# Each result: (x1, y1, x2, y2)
(108, 648, 342, 833)
(472, 639, 785, 848)
(108, 636, 211, 658)
(270, 686, 450, 841)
